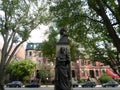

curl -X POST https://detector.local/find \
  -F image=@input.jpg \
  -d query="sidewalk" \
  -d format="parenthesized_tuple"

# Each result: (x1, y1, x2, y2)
(41, 85, 54, 87)
(41, 85, 101, 87)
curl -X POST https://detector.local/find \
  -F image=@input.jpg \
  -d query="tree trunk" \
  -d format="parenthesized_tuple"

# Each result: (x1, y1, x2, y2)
(0, 65, 5, 90)
(0, 76, 5, 90)
(94, 0, 120, 53)
(0, 84, 4, 90)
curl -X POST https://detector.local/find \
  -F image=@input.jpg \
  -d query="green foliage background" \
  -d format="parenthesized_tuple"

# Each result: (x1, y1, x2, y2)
(48, 0, 120, 76)
(99, 73, 113, 83)
(6, 59, 37, 82)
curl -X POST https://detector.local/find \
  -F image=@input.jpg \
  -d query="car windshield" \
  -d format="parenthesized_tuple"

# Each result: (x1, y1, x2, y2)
(31, 82, 37, 84)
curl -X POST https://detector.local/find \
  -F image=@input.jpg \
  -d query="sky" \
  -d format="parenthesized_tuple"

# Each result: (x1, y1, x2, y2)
(27, 24, 48, 43)
(0, 24, 48, 46)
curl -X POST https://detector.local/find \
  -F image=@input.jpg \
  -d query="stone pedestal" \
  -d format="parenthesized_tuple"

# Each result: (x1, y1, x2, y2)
(54, 28, 72, 90)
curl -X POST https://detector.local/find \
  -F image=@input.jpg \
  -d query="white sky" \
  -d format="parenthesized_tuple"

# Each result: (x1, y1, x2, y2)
(27, 24, 48, 43)
(0, 25, 48, 46)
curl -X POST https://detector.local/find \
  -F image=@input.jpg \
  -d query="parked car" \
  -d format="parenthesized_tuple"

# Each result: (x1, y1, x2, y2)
(25, 82, 40, 88)
(102, 81, 119, 87)
(72, 78, 79, 88)
(81, 81, 96, 88)
(6, 81, 23, 87)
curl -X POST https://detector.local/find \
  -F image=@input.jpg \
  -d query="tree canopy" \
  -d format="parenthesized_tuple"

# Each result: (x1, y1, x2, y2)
(49, 0, 120, 76)
(7, 59, 37, 82)
(37, 26, 57, 63)
(38, 26, 81, 63)
(0, 0, 49, 89)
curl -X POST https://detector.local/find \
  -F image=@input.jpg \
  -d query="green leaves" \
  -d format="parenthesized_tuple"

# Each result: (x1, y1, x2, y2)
(0, 0, 49, 41)
(18, 29, 30, 41)
(50, 0, 82, 27)
(49, 0, 120, 76)
(7, 59, 37, 81)
(99, 73, 112, 83)
(0, 0, 50, 88)
(0, 0, 49, 70)
(38, 27, 57, 62)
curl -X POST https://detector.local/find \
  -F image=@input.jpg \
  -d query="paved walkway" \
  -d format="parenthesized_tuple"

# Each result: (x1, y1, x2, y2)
(40, 85, 120, 88)
(41, 85, 54, 87)
(40, 85, 101, 87)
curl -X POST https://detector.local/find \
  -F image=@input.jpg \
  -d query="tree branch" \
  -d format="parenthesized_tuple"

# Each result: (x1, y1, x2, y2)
(7, 32, 16, 57)
(5, 40, 26, 67)
(117, 0, 120, 10)
(102, 0, 120, 25)
(96, 0, 120, 52)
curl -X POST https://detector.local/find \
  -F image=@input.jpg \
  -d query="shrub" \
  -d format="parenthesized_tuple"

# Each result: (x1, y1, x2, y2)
(99, 73, 112, 83)
(77, 78, 84, 84)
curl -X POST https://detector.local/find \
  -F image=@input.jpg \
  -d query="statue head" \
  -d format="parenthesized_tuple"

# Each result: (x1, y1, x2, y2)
(60, 28, 67, 37)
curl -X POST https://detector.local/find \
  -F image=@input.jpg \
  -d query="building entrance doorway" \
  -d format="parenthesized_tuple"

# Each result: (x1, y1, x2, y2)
(72, 70, 75, 78)
(89, 70, 94, 78)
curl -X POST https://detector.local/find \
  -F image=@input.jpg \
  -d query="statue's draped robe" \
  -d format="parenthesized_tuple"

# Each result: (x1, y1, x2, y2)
(55, 48, 71, 90)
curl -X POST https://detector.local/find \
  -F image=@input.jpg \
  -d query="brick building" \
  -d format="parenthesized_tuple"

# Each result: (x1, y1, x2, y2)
(25, 43, 54, 81)
(0, 43, 25, 60)
(71, 58, 110, 80)
(25, 42, 110, 82)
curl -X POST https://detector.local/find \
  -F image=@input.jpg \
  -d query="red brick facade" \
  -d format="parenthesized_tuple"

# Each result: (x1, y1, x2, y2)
(71, 58, 110, 80)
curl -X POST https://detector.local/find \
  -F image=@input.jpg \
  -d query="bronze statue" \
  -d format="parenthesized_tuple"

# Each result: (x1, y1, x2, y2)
(55, 28, 71, 90)
(55, 47, 71, 90)
(58, 28, 69, 45)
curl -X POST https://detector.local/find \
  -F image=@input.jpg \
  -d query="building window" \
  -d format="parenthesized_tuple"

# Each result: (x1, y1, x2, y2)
(96, 70, 99, 76)
(102, 70, 105, 74)
(82, 70, 85, 76)
(88, 61, 91, 65)
(43, 58, 46, 64)
(81, 60, 84, 66)
(38, 60, 41, 64)
(39, 52, 42, 57)
(72, 70, 75, 77)
(92, 62, 96, 66)
(29, 51, 32, 56)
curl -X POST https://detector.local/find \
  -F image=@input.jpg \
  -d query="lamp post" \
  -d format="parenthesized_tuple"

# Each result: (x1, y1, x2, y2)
(55, 28, 72, 90)
(46, 74, 48, 87)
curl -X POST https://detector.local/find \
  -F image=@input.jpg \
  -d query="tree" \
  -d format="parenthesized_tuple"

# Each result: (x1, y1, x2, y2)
(0, 0, 48, 89)
(87, 0, 120, 52)
(99, 73, 113, 84)
(7, 59, 37, 82)
(36, 70, 41, 80)
(35, 63, 54, 84)
(87, 0, 120, 76)
(38, 26, 80, 63)
(49, 0, 120, 76)
(39, 68, 51, 84)
(37, 26, 57, 63)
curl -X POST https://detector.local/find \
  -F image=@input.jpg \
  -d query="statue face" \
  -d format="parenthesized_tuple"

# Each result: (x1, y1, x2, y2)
(60, 47, 66, 54)
(60, 28, 67, 36)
